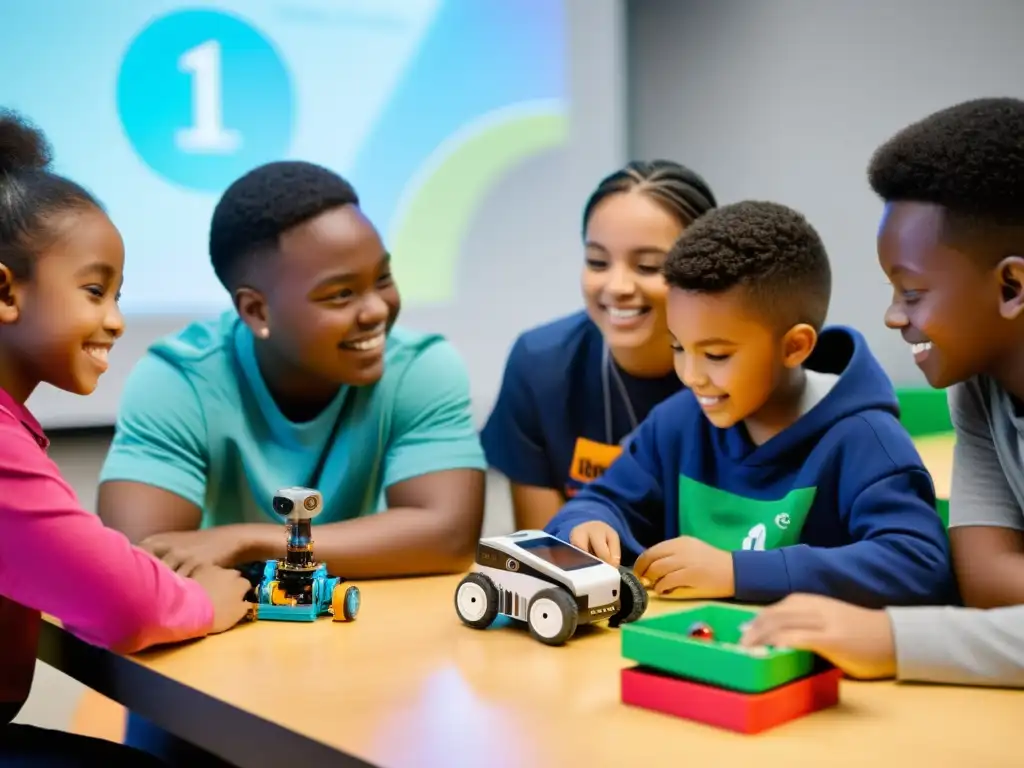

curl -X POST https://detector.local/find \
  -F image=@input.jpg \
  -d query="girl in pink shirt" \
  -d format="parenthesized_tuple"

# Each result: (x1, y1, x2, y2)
(0, 110, 251, 765)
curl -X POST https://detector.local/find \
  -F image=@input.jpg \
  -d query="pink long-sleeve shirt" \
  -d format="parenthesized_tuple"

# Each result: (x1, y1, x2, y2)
(0, 387, 213, 723)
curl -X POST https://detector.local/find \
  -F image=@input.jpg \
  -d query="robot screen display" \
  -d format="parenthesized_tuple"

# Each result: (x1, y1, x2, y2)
(515, 535, 603, 571)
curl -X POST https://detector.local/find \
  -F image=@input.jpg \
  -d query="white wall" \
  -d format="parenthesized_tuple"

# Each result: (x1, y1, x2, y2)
(628, 0, 1024, 385)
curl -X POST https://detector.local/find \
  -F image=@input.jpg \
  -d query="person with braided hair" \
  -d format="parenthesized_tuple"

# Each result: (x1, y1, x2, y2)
(482, 160, 718, 530)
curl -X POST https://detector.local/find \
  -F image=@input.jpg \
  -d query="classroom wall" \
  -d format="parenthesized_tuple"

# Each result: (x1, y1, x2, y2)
(627, 0, 1024, 386)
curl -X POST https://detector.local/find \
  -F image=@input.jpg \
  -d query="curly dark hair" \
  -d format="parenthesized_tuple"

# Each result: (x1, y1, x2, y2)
(209, 160, 360, 289)
(662, 200, 832, 331)
(0, 108, 102, 280)
(868, 97, 1024, 254)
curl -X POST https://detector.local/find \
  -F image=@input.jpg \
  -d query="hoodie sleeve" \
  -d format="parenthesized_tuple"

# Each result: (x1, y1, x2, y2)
(886, 604, 1024, 688)
(0, 409, 214, 654)
(732, 416, 953, 607)
(544, 413, 667, 560)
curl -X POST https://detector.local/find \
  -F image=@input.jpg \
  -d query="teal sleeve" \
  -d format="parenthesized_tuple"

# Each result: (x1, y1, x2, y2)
(382, 339, 486, 489)
(98, 353, 209, 509)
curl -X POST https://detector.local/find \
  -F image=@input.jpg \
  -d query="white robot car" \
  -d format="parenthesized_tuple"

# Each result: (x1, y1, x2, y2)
(454, 530, 649, 646)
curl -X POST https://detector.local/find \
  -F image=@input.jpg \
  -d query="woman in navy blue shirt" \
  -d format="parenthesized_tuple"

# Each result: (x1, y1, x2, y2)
(482, 160, 718, 530)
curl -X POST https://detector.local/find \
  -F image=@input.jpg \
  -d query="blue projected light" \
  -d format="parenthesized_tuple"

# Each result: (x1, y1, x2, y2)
(0, 0, 566, 313)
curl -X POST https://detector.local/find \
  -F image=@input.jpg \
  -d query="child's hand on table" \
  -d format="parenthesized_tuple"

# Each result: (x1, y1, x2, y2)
(190, 565, 254, 634)
(140, 526, 252, 578)
(739, 594, 897, 680)
(569, 521, 621, 565)
(633, 536, 735, 599)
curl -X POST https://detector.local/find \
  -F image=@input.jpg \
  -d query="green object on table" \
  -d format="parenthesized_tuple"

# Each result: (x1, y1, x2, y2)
(897, 387, 953, 529)
(620, 604, 815, 694)
(896, 387, 952, 437)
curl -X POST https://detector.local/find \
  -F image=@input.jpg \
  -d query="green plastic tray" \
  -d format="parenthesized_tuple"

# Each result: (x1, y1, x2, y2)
(620, 604, 816, 693)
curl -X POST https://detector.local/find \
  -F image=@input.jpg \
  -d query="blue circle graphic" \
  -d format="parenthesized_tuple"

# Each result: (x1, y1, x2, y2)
(117, 9, 294, 193)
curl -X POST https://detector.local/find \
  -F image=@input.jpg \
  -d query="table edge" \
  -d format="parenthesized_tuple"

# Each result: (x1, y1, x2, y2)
(38, 621, 377, 768)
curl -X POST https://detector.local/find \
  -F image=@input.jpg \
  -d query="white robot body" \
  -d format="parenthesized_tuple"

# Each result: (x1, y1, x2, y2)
(454, 530, 649, 645)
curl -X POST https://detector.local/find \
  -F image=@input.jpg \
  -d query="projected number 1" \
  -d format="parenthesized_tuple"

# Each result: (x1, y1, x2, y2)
(175, 40, 241, 154)
(117, 8, 294, 192)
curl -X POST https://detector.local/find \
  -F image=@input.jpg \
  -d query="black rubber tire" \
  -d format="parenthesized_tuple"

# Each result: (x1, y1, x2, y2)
(526, 588, 579, 646)
(454, 572, 500, 629)
(608, 568, 649, 628)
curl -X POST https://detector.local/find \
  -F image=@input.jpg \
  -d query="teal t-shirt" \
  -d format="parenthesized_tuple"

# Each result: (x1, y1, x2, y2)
(99, 311, 487, 528)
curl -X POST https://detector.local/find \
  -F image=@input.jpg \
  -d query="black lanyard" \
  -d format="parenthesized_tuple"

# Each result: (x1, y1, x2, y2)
(306, 387, 354, 489)
(601, 343, 639, 446)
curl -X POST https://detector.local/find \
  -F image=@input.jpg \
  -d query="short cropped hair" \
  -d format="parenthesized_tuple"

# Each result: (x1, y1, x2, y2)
(868, 97, 1024, 258)
(209, 160, 359, 289)
(663, 200, 832, 331)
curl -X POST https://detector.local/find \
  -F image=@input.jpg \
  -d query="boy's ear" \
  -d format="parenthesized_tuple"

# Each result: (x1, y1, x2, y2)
(0, 263, 20, 324)
(234, 285, 271, 340)
(997, 256, 1024, 320)
(781, 323, 817, 368)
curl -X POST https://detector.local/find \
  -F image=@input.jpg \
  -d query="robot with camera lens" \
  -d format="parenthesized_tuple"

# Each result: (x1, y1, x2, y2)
(243, 487, 361, 623)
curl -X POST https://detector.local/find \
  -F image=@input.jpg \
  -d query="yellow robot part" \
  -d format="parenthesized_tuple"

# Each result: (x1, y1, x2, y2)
(268, 580, 296, 606)
(331, 584, 360, 622)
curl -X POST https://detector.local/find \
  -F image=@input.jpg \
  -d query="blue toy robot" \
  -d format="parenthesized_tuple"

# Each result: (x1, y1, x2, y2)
(243, 487, 360, 623)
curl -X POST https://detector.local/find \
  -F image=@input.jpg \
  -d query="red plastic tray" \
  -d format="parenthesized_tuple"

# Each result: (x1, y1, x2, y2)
(621, 664, 842, 734)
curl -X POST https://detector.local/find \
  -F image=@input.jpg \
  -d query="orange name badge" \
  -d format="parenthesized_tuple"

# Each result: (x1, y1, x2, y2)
(569, 437, 624, 484)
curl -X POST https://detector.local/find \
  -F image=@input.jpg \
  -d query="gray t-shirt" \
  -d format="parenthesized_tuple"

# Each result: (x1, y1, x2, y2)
(947, 376, 1024, 530)
(885, 377, 1024, 688)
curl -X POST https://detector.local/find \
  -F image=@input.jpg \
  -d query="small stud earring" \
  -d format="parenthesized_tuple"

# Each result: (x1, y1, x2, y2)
(259, 327, 270, 339)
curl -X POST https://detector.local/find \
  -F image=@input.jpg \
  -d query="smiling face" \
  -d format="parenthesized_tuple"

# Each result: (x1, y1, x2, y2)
(238, 205, 400, 392)
(666, 285, 814, 436)
(877, 201, 1024, 389)
(0, 207, 125, 400)
(581, 189, 686, 372)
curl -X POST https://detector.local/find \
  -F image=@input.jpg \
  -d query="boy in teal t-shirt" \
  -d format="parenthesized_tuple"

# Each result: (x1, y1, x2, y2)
(98, 160, 487, 582)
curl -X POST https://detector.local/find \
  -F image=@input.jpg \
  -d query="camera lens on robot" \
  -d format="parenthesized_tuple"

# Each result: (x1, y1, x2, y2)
(273, 487, 324, 520)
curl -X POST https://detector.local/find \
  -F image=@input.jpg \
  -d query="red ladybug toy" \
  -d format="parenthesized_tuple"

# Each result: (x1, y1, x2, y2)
(687, 621, 714, 641)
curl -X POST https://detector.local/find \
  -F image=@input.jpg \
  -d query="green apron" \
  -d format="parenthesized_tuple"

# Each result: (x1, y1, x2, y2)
(678, 475, 815, 551)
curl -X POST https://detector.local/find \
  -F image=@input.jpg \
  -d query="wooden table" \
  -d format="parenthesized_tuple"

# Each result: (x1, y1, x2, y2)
(41, 570, 1019, 768)
(915, 432, 955, 500)
(44, 433, 999, 767)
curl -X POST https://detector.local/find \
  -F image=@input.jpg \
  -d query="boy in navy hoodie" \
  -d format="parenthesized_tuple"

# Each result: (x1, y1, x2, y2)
(544, 200, 953, 608)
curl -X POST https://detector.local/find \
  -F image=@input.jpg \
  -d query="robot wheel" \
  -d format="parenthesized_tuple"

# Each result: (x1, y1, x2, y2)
(332, 584, 360, 622)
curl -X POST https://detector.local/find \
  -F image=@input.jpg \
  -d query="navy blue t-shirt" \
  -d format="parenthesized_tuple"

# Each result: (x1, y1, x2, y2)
(481, 311, 681, 499)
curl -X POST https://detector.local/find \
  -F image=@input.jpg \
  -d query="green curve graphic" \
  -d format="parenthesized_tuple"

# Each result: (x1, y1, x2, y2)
(388, 103, 568, 304)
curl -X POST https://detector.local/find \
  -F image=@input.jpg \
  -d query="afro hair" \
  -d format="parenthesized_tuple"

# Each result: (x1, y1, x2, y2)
(868, 97, 1024, 231)
(209, 160, 359, 289)
(663, 200, 832, 331)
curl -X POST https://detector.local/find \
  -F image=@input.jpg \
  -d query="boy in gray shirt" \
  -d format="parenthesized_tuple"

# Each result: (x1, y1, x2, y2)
(740, 97, 1024, 688)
